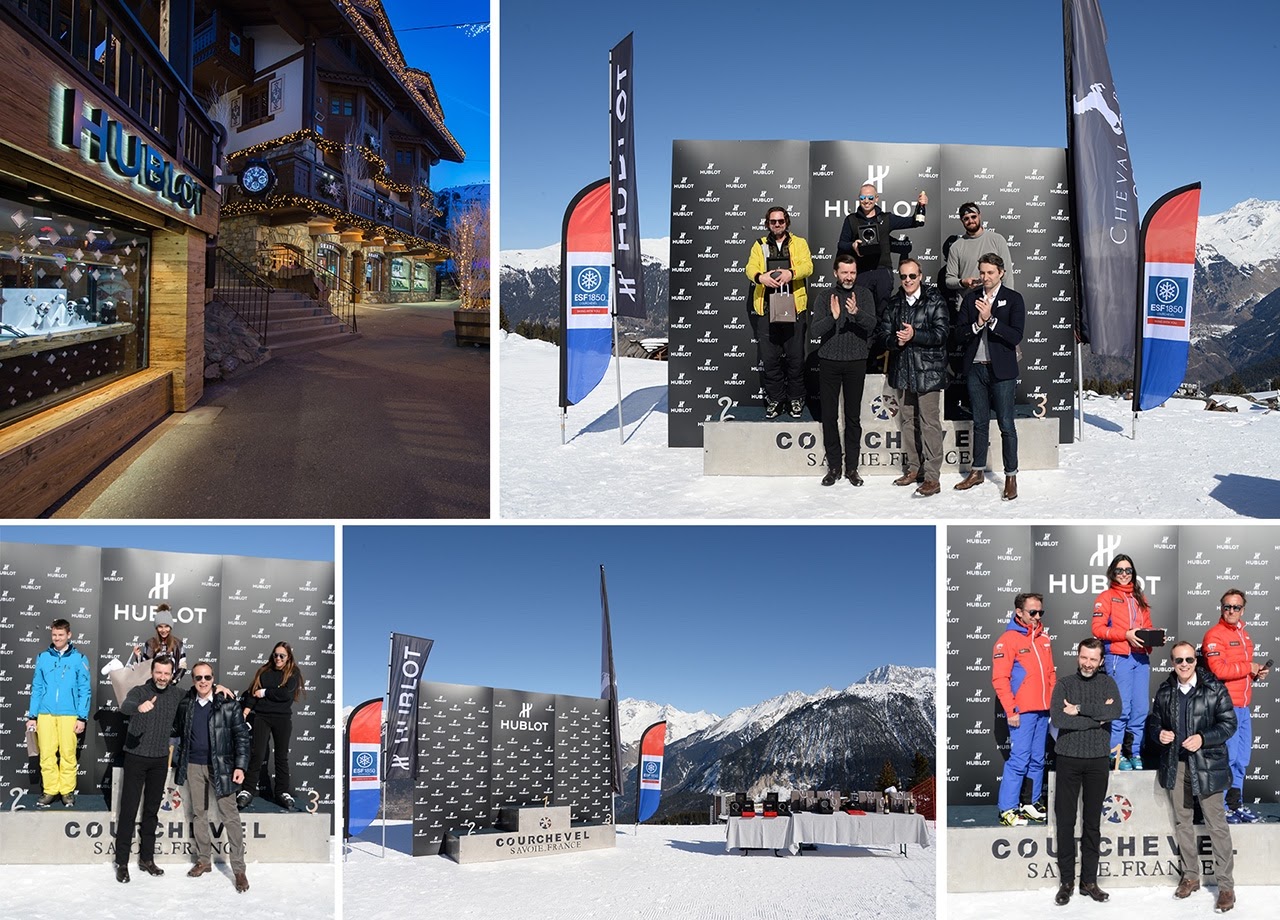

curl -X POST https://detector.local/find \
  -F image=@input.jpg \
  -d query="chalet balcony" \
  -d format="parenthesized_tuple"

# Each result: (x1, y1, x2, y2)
(2, 0, 215, 185)
(225, 148, 446, 246)
(193, 12, 255, 90)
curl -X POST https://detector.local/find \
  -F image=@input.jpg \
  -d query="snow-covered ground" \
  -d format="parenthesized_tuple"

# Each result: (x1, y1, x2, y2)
(344, 820, 934, 920)
(499, 332, 1280, 519)
(949, 885, 1277, 919)
(0, 859, 335, 919)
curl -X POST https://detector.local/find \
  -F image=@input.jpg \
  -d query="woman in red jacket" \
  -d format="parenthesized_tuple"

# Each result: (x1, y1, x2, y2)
(1091, 554, 1154, 769)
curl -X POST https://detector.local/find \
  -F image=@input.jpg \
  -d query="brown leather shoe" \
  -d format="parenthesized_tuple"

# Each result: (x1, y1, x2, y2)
(954, 470, 984, 491)
(1215, 888, 1234, 912)
(234, 871, 250, 893)
(915, 480, 941, 497)
(1078, 882, 1109, 902)
(138, 860, 164, 876)
(893, 470, 921, 487)
(187, 862, 212, 878)
(1002, 475, 1018, 501)
(1173, 876, 1200, 899)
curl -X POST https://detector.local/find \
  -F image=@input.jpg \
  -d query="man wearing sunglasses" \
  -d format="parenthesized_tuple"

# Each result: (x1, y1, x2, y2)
(173, 662, 252, 892)
(876, 258, 949, 496)
(1146, 641, 1238, 913)
(1202, 589, 1271, 824)
(944, 202, 1014, 309)
(991, 593, 1056, 827)
(837, 184, 928, 320)
(746, 206, 813, 419)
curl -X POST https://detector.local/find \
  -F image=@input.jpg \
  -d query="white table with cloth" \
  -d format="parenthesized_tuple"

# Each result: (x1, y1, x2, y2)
(725, 812, 930, 856)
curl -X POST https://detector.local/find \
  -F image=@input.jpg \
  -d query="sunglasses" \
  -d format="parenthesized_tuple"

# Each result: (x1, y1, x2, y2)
(1114, 566, 1133, 574)
(858, 194, 876, 201)
(1023, 609, 1044, 618)
(193, 674, 214, 682)
(1172, 656, 1196, 665)
(1221, 604, 1244, 612)
(898, 273, 919, 280)
(767, 218, 787, 225)
(273, 652, 289, 659)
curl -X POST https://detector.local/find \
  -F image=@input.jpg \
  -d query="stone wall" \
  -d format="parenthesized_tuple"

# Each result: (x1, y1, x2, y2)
(204, 298, 270, 381)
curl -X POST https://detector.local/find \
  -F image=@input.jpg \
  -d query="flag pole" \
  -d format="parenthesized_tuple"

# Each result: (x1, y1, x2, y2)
(381, 632, 392, 858)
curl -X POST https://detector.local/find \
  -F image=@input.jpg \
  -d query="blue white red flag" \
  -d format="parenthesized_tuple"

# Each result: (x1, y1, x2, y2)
(636, 720, 667, 823)
(344, 698, 382, 838)
(560, 179, 614, 407)
(1134, 183, 1201, 411)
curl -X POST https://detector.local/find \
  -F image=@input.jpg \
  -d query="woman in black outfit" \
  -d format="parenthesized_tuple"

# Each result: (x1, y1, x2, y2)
(237, 641, 305, 809)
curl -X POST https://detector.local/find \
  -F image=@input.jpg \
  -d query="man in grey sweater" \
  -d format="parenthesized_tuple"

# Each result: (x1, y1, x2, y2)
(1050, 637, 1121, 906)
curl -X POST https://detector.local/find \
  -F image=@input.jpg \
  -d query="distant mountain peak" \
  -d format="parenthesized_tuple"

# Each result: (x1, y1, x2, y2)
(1197, 198, 1280, 269)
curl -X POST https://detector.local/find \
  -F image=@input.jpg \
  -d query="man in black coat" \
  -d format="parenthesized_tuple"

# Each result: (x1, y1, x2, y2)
(876, 258, 949, 496)
(174, 661, 252, 892)
(953, 252, 1025, 500)
(1145, 641, 1238, 913)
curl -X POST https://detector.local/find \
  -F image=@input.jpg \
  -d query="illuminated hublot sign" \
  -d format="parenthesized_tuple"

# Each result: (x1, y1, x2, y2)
(58, 88, 205, 215)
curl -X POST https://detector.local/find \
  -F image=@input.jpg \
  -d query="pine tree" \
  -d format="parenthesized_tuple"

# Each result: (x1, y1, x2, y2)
(909, 750, 933, 786)
(876, 759, 900, 791)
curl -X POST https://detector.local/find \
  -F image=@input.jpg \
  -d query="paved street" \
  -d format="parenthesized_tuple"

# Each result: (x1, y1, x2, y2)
(50, 301, 489, 518)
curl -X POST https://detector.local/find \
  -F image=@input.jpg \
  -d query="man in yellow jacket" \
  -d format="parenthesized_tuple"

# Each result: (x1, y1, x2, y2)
(745, 206, 813, 418)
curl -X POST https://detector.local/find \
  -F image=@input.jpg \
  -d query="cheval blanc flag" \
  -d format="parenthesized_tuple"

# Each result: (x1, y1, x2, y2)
(1134, 183, 1201, 411)
(560, 178, 614, 407)
(636, 720, 667, 823)
(344, 698, 382, 838)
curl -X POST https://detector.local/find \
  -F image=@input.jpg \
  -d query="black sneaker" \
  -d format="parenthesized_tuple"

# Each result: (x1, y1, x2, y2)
(278, 792, 295, 810)
(788, 399, 804, 419)
(236, 790, 252, 809)
(36, 793, 59, 808)
(764, 401, 781, 420)
(62, 792, 76, 808)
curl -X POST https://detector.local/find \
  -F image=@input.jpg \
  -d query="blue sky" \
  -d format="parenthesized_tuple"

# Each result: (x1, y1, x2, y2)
(0, 525, 334, 561)
(342, 525, 936, 713)
(383, 0, 490, 190)
(499, 0, 1280, 249)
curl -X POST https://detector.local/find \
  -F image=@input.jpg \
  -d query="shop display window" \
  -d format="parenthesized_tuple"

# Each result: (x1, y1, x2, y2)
(0, 184, 149, 425)
(390, 256, 409, 292)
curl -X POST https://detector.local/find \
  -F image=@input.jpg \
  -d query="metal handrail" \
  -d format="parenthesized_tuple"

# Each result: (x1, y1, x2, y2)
(210, 247, 273, 345)
(261, 246, 358, 333)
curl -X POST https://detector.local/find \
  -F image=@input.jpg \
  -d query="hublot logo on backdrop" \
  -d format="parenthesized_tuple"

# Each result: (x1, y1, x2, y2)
(699, 162, 720, 175)
(673, 176, 694, 189)
(751, 190, 772, 203)
(1025, 249, 1047, 262)
(1027, 195, 1046, 207)
(725, 176, 747, 189)
(752, 162, 773, 175)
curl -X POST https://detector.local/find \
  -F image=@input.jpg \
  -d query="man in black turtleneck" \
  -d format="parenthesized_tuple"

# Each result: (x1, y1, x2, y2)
(808, 253, 875, 487)
(1049, 637, 1121, 906)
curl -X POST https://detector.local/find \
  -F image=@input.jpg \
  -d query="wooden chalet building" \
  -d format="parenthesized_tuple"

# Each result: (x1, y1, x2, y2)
(197, 0, 465, 302)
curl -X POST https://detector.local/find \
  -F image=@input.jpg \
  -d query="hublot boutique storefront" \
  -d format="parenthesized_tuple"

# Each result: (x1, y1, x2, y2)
(0, 1, 217, 515)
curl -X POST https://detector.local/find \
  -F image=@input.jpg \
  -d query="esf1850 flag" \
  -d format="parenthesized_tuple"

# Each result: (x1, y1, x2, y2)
(560, 178, 614, 407)
(636, 720, 667, 823)
(1134, 183, 1201, 411)
(344, 698, 382, 838)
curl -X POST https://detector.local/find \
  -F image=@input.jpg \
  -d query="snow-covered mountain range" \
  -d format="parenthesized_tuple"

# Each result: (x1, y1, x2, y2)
(1197, 198, 1280, 271)
(616, 665, 936, 821)
(617, 697, 720, 747)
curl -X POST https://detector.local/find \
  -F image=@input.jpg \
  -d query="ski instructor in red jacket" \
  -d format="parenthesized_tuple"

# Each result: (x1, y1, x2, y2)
(1092, 554, 1154, 769)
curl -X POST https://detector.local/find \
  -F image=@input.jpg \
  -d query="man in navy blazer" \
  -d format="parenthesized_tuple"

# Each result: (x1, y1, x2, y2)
(953, 253, 1024, 500)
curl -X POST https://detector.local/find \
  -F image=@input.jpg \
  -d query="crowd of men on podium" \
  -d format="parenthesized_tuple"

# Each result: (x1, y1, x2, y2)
(745, 186, 1024, 499)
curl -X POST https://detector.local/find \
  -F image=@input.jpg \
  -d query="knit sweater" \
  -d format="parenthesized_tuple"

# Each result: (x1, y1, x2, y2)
(121, 678, 183, 758)
(808, 284, 876, 361)
(1049, 669, 1122, 759)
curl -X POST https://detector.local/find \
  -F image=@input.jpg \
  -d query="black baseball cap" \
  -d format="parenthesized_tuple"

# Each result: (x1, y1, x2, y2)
(959, 202, 981, 217)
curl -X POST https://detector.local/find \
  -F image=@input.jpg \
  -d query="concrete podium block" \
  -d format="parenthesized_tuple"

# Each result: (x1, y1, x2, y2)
(497, 805, 571, 833)
(947, 771, 1279, 891)
(0, 809, 330, 864)
(443, 821, 616, 864)
(702, 416, 1059, 476)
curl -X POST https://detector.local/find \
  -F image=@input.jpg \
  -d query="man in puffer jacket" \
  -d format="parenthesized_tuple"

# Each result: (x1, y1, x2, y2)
(876, 258, 949, 496)
(25, 618, 91, 807)
(1145, 642, 1237, 913)
(991, 593, 1056, 826)
(173, 661, 252, 892)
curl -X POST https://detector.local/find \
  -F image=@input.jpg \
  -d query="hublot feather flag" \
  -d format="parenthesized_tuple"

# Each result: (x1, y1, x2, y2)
(344, 698, 382, 838)
(610, 33, 645, 320)
(600, 564, 622, 796)
(385, 632, 433, 782)
(1134, 183, 1201, 411)
(1065, 0, 1140, 358)
(636, 720, 667, 823)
